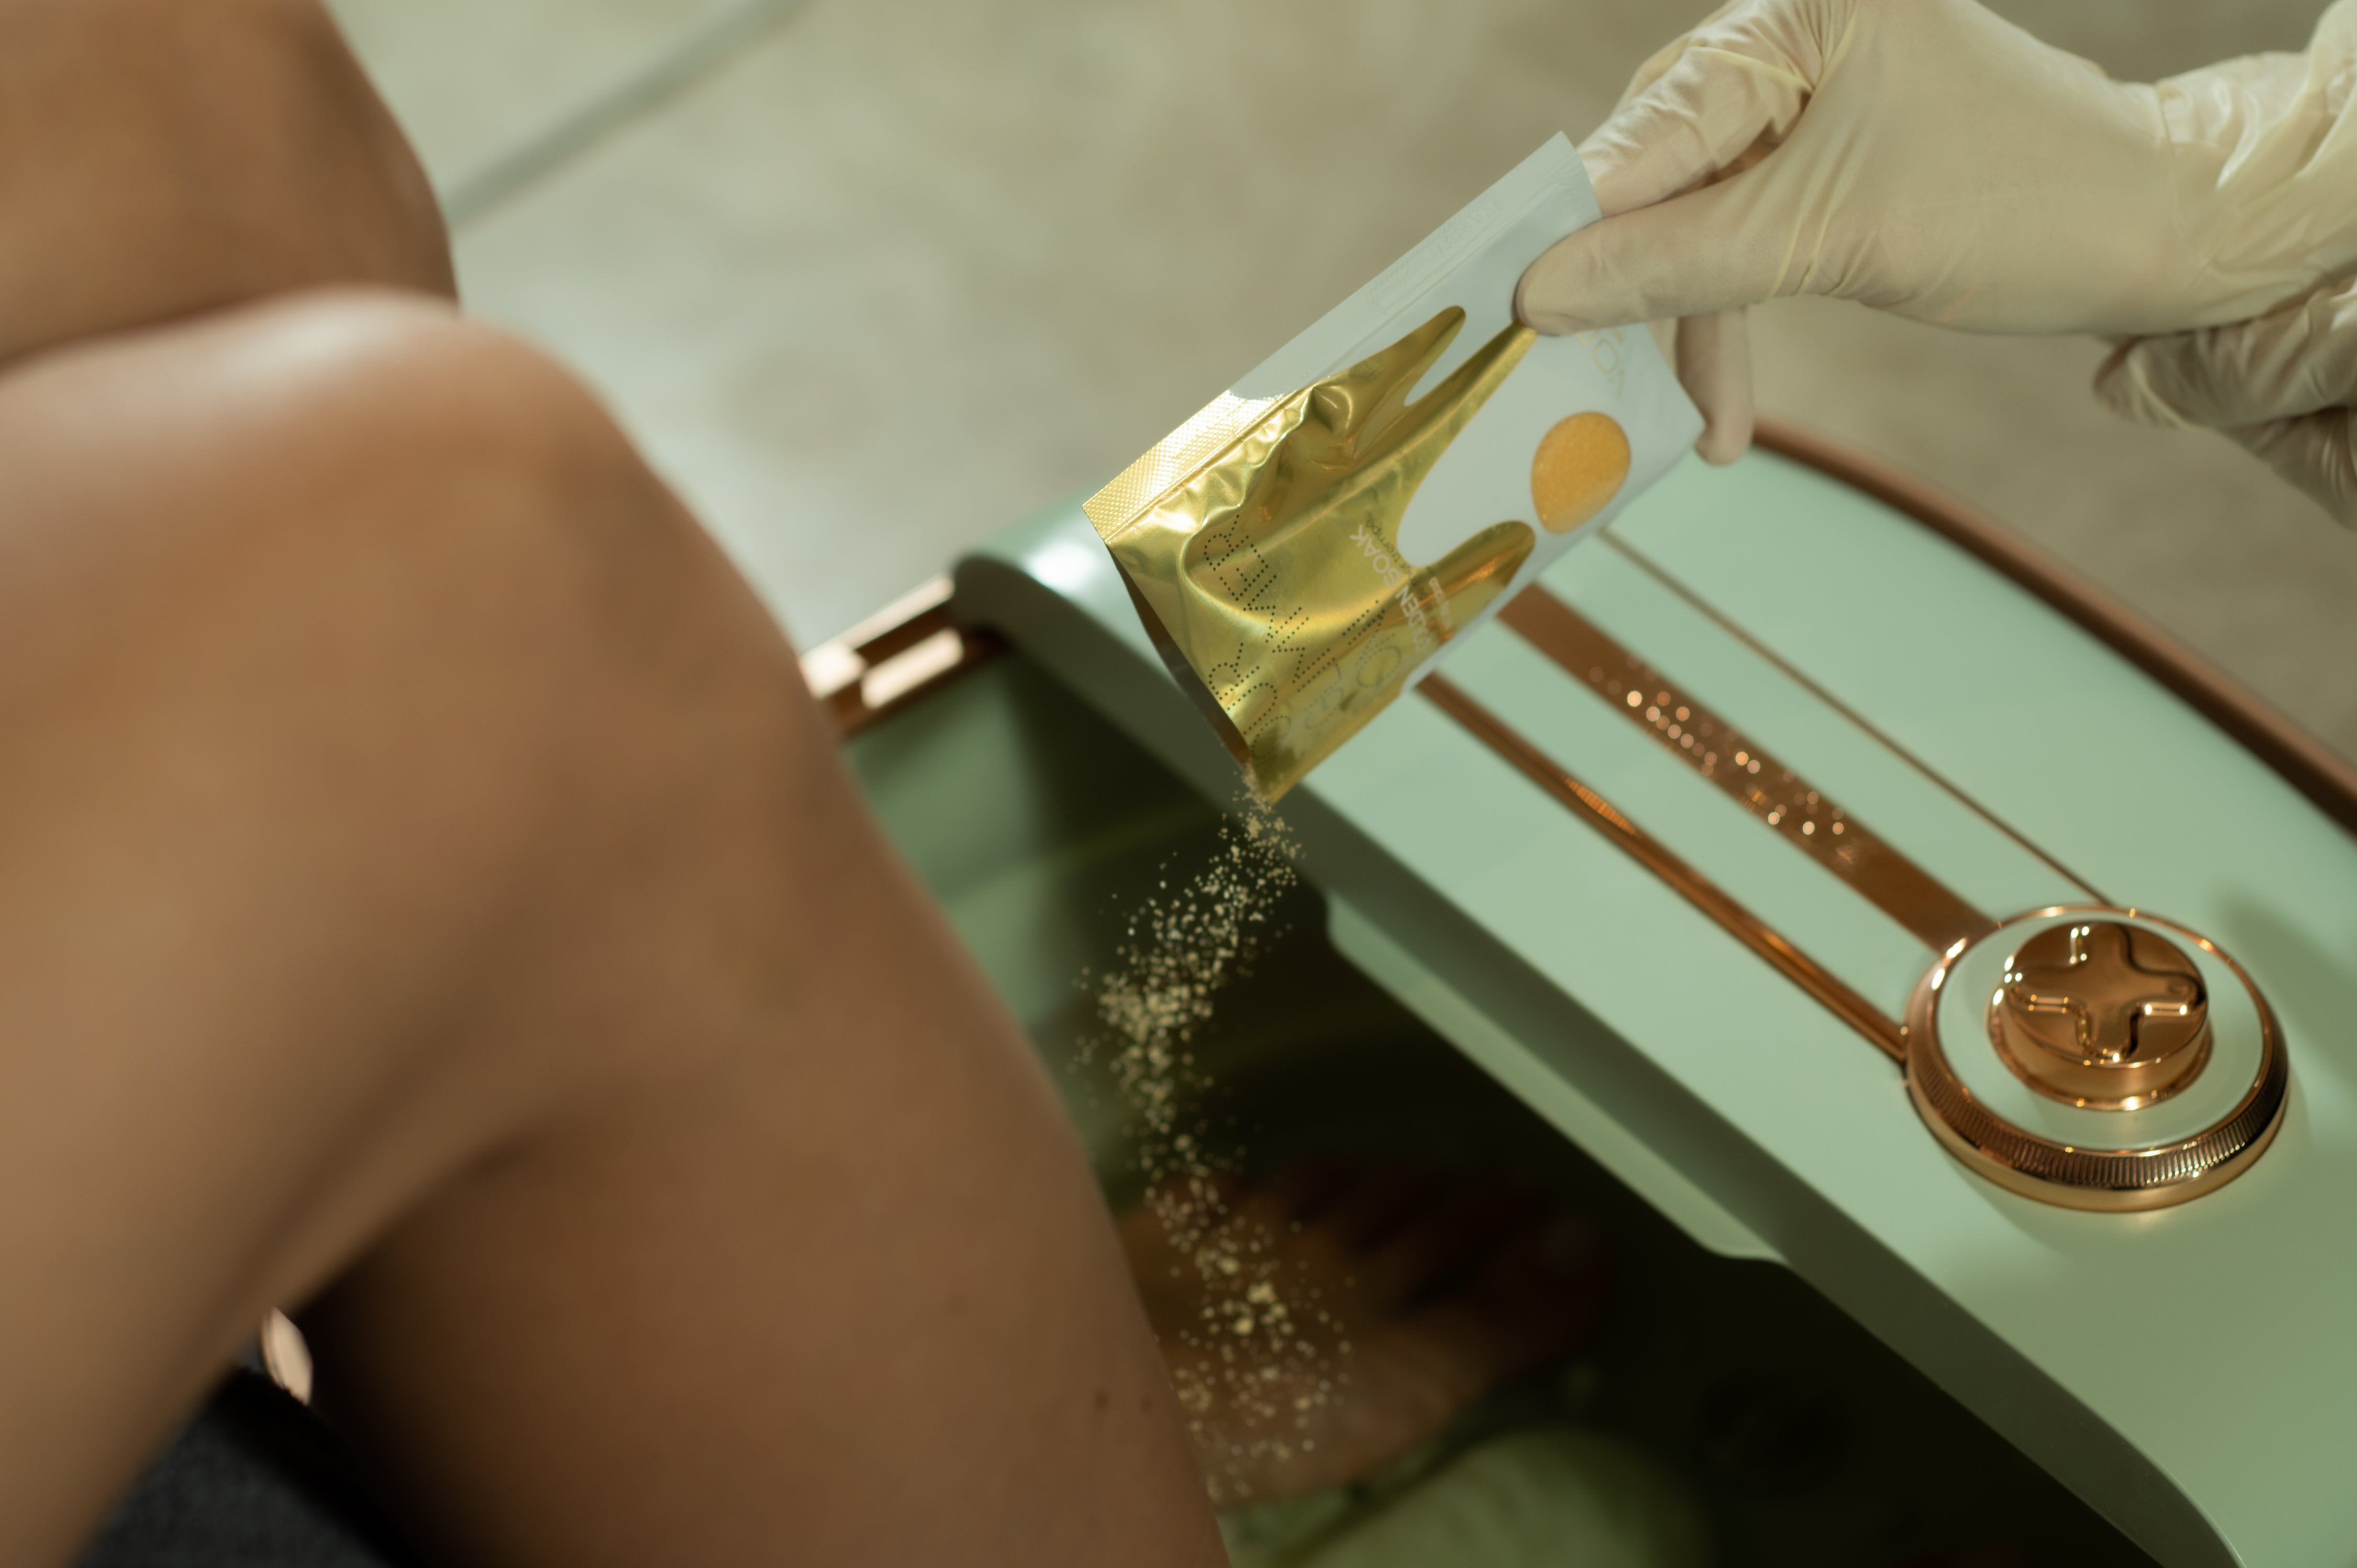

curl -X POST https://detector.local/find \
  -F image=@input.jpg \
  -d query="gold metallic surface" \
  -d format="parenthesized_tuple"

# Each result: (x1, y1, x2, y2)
(796, 579, 1003, 738)
(1086, 308, 1547, 798)
(1989, 921, 2212, 1108)
(1596, 529, 2112, 903)
(1421, 674, 1910, 1062)
(1498, 588, 1997, 953)
(1906, 909, 2288, 1211)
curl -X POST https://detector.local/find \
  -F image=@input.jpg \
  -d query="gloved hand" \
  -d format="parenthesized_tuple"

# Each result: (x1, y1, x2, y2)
(1520, 0, 2357, 463)
(2098, 278, 2357, 525)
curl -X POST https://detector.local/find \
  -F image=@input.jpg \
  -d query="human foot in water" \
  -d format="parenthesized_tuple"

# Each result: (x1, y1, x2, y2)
(1117, 1162, 1612, 1505)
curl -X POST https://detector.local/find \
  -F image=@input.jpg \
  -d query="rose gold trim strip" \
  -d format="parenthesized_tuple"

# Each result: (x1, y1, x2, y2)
(1421, 673, 1909, 1063)
(1497, 588, 1996, 954)
(1595, 529, 2112, 905)
(800, 578, 1005, 737)
(1753, 416, 2357, 844)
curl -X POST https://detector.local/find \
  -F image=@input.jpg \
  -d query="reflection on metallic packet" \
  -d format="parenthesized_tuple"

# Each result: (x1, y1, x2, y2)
(1085, 136, 1701, 799)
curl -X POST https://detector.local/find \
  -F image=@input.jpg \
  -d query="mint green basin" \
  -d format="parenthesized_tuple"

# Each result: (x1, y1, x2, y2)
(910, 442, 2357, 1568)
(847, 652, 2158, 1567)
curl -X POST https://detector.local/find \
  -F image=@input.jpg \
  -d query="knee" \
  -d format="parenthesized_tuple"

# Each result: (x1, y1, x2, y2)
(229, 292, 780, 698)
(0, 0, 454, 362)
(179, 297, 845, 1057)
(0, 292, 832, 1023)
(0, 292, 834, 1143)
(0, 290, 801, 772)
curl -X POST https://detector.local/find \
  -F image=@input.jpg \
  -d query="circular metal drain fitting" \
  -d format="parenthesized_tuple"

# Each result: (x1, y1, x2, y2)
(1906, 907, 2287, 1211)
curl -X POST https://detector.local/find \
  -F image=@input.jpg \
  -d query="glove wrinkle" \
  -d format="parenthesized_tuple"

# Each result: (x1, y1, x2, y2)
(2236, 411, 2357, 525)
(2156, 21, 2357, 325)
(2096, 273, 2357, 526)
(2092, 343, 2189, 430)
(2103, 277, 2357, 428)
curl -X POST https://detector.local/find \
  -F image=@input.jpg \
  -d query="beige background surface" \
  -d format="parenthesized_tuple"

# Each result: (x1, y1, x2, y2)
(325, 0, 2357, 758)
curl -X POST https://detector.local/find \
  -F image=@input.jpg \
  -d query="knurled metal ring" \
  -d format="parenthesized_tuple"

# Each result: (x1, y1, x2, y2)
(1904, 907, 2289, 1212)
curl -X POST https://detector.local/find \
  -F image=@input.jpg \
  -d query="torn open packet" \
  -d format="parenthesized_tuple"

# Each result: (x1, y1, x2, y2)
(1084, 134, 1702, 799)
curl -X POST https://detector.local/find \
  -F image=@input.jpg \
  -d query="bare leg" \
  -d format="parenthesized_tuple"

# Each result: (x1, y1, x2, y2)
(0, 0, 451, 368)
(0, 291, 1221, 1566)
(0, 18, 1213, 1561)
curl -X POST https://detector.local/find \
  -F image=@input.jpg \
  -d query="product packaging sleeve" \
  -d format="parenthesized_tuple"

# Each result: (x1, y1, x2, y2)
(1085, 134, 1704, 800)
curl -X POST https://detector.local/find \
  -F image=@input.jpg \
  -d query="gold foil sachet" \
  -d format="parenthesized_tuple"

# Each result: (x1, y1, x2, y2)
(1086, 136, 1701, 799)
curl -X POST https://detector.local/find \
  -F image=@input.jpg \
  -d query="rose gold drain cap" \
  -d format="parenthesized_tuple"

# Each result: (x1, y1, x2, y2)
(1991, 921, 2212, 1109)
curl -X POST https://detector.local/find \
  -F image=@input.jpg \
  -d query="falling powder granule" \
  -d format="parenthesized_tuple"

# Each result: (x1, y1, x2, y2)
(1085, 795, 1351, 1504)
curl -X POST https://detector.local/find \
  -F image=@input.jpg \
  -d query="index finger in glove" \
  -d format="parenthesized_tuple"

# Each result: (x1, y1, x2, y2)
(1522, 0, 1842, 333)
(1516, 164, 1794, 334)
(1580, 0, 1830, 219)
(2097, 275, 2357, 430)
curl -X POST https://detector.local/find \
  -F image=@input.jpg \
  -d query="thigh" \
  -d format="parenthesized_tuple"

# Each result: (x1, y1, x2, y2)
(0, 0, 450, 370)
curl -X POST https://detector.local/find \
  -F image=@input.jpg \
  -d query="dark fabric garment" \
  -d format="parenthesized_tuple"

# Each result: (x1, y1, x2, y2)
(77, 1370, 420, 1568)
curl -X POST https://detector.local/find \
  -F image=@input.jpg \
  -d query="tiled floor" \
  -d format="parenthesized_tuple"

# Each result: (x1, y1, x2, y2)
(327, 0, 2357, 758)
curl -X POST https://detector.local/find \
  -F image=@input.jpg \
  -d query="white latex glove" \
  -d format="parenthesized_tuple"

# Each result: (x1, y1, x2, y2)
(1521, 0, 2357, 463)
(2098, 277, 2357, 525)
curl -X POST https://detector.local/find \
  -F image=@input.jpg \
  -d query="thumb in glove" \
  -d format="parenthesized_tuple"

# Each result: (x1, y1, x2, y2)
(2097, 277, 2357, 526)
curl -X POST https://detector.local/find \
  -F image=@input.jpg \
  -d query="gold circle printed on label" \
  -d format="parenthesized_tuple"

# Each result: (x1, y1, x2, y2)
(1530, 412, 1632, 534)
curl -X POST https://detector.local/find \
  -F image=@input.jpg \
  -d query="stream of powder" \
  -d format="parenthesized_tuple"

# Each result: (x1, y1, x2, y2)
(1086, 796, 1349, 1503)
